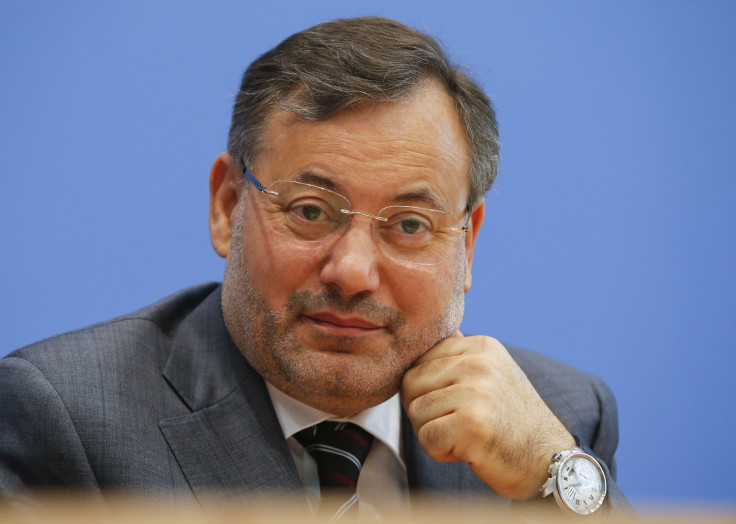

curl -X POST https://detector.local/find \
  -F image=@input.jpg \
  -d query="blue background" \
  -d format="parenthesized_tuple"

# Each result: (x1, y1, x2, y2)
(2, 0, 734, 510)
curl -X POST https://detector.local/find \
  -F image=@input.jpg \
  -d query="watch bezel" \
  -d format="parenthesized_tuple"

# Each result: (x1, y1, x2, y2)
(553, 451, 608, 516)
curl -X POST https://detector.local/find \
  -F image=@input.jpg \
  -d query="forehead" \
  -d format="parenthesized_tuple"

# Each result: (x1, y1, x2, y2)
(255, 81, 471, 212)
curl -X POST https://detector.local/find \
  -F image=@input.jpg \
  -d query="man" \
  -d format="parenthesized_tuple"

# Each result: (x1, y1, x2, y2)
(0, 16, 632, 519)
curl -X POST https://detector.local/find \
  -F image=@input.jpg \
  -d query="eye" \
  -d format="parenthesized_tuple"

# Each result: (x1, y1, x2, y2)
(397, 218, 423, 235)
(297, 204, 324, 221)
(285, 198, 339, 224)
(383, 211, 434, 236)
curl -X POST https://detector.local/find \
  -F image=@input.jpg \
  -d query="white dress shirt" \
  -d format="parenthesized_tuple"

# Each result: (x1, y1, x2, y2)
(266, 383, 410, 520)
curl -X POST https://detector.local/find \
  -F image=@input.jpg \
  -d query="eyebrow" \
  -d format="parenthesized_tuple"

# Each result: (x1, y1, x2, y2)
(293, 171, 340, 192)
(390, 188, 447, 211)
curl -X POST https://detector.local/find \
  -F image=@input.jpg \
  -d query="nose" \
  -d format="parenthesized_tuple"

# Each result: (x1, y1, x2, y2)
(319, 217, 381, 298)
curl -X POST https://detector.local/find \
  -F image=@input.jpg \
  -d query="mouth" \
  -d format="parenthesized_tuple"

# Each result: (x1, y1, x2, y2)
(302, 311, 386, 336)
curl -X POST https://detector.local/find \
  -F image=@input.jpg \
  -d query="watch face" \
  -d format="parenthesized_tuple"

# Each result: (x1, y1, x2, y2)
(557, 454, 607, 515)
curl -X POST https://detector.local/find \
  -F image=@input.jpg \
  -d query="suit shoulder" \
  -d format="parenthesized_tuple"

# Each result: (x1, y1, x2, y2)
(504, 344, 618, 460)
(4, 283, 221, 376)
(506, 344, 581, 377)
(505, 344, 611, 396)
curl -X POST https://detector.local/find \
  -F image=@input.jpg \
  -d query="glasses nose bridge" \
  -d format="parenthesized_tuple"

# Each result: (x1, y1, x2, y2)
(339, 208, 388, 222)
(337, 208, 387, 243)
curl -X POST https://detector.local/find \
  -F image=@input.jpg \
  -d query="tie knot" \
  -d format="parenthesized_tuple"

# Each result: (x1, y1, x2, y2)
(294, 421, 374, 491)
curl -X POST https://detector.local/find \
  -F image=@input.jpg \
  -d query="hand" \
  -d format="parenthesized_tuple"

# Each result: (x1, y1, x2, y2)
(400, 333, 575, 499)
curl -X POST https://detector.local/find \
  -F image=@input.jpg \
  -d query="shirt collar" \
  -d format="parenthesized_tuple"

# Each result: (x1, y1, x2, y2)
(265, 382, 404, 467)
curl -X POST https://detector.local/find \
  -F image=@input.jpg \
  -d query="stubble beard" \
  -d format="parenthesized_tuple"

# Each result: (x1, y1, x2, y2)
(222, 200, 466, 412)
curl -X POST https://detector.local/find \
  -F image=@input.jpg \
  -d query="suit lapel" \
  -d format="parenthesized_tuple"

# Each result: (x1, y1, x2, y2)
(158, 286, 305, 507)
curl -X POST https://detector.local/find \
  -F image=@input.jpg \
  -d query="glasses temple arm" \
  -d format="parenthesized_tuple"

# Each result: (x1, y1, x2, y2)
(244, 168, 279, 195)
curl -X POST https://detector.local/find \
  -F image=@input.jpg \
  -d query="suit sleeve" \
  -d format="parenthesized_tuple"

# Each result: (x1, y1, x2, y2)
(510, 370, 636, 520)
(0, 356, 101, 496)
(584, 373, 637, 516)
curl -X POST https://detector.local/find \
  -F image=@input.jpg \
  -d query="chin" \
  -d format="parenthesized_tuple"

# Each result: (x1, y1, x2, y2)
(274, 348, 404, 407)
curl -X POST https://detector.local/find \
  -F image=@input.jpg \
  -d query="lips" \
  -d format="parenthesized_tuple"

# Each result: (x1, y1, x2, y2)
(303, 311, 384, 333)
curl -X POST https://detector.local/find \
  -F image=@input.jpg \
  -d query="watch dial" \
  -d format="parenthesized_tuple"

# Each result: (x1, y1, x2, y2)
(558, 455, 606, 514)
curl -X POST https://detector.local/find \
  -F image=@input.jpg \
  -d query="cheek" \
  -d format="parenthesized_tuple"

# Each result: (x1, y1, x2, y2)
(242, 231, 319, 305)
(385, 262, 460, 325)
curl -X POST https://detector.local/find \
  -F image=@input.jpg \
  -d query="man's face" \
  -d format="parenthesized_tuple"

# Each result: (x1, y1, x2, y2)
(212, 81, 484, 416)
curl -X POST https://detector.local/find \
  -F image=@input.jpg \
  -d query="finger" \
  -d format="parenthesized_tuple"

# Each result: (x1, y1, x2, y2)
(401, 354, 460, 406)
(414, 408, 495, 465)
(402, 349, 497, 406)
(411, 335, 472, 367)
(414, 412, 465, 463)
(412, 334, 501, 367)
(404, 384, 460, 431)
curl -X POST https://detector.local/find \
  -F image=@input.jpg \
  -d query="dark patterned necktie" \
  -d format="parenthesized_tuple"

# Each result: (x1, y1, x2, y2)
(294, 421, 375, 521)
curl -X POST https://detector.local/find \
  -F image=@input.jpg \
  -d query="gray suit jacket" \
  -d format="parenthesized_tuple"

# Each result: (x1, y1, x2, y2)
(0, 283, 632, 516)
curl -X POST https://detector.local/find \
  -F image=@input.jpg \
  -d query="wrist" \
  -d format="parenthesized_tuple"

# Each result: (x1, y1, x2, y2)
(528, 433, 576, 498)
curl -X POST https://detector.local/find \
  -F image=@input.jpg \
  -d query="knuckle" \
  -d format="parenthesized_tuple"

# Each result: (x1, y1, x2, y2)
(468, 354, 493, 375)
(456, 405, 486, 433)
(399, 370, 415, 394)
(417, 421, 447, 459)
(478, 335, 504, 354)
(406, 397, 424, 421)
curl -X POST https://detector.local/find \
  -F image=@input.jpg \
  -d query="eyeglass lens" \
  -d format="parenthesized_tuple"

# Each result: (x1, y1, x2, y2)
(257, 179, 465, 265)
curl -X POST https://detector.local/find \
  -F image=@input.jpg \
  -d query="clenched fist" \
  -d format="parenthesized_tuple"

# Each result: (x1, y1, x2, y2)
(401, 333, 575, 500)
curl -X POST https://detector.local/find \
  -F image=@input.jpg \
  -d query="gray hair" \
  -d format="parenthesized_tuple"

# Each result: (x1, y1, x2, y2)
(227, 16, 499, 208)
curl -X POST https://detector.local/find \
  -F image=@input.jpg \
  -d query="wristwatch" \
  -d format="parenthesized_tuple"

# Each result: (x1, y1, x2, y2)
(540, 445, 607, 516)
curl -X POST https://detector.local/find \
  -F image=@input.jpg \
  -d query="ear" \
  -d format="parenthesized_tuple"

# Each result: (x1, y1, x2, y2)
(209, 152, 242, 258)
(463, 199, 485, 293)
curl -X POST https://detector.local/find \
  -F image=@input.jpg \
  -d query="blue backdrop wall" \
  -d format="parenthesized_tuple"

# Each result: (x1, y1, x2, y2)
(2, 0, 735, 510)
